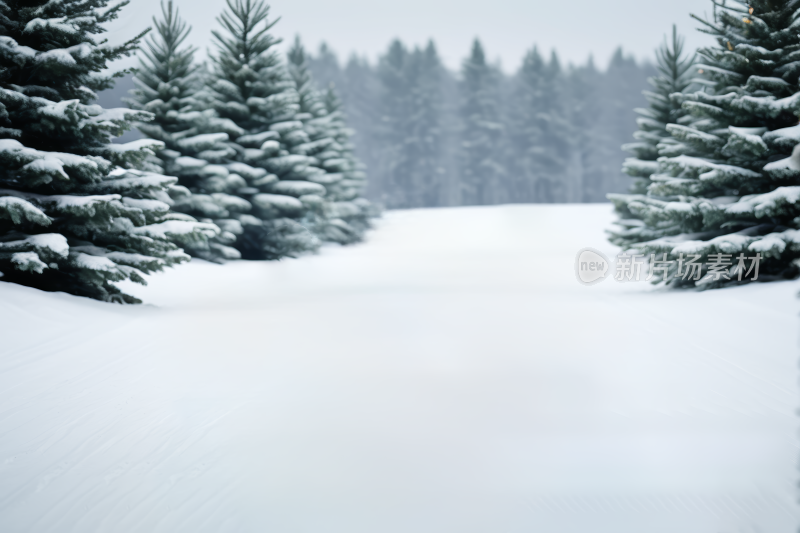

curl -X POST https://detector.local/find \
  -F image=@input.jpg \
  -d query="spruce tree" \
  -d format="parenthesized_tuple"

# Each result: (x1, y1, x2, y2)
(341, 54, 381, 200)
(307, 48, 382, 205)
(406, 41, 446, 207)
(609, 26, 696, 246)
(594, 49, 655, 199)
(205, 0, 320, 260)
(628, 26, 696, 191)
(509, 48, 575, 203)
(320, 86, 375, 234)
(129, 0, 245, 262)
(308, 43, 345, 96)
(376, 40, 448, 208)
(567, 57, 604, 202)
(376, 39, 413, 208)
(459, 39, 507, 205)
(613, 0, 800, 286)
(286, 37, 373, 242)
(0, 0, 214, 302)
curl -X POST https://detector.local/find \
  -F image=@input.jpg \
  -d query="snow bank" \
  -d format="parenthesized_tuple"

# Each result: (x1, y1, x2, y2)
(0, 204, 798, 533)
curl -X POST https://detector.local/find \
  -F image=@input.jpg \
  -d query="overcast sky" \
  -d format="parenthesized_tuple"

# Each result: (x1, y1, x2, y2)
(107, 0, 716, 73)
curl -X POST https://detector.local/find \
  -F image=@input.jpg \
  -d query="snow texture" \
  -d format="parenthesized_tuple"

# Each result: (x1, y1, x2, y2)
(133, 220, 218, 239)
(269, 180, 326, 197)
(172, 156, 205, 172)
(35, 48, 76, 65)
(9, 251, 47, 273)
(236, 130, 279, 147)
(26, 233, 68, 257)
(71, 251, 117, 272)
(0, 196, 51, 225)
(176, 133, 229, 152)
(0, 205, 797, 533)
(103, 139, 164, 154)
(224, 163, 267, 181)
(727, 186, 800, 216)
(0, 36, 35, 59)
(0, 139, 99, 172)
(251, 193, 304, 211)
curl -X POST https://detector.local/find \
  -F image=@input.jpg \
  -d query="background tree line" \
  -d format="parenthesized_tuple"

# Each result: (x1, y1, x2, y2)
(102, 38, 656, 209)
(307, 39, 656, 208)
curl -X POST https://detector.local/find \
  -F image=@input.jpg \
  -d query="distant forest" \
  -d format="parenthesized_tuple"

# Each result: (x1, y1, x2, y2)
(100, 39, 656, 208)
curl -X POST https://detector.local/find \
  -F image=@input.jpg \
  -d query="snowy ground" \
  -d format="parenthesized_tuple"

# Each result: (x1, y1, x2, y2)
(1, 204, 799, 533)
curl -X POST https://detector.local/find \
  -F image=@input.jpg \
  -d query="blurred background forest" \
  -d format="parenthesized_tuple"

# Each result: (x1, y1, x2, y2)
(101, 39, 655, 208)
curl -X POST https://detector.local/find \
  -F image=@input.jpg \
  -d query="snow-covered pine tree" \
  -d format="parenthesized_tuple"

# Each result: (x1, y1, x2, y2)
(286, 37, 373, 243)
(509, 48, 575, 203)
(306, 46, 379, 199)
(0, 0, 215, 303)
(459, 39, 507, 205)
(206, 0, 320, 259)
(629, 27, 696, 192)
(608, 26, 696, 247)
(320, 85, 376, 234)
(128, 0, 246, 262)
(615, 0, 800, 286)
(593, 49, 656, 199)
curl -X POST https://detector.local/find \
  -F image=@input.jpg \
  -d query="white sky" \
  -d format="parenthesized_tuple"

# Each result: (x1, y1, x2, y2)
(107, 0, 716, 72)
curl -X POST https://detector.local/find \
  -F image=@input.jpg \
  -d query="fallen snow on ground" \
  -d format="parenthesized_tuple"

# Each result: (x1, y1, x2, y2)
(1, 204, 799, 533)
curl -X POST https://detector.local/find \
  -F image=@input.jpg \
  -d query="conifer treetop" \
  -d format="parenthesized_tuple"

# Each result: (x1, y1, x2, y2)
(129, 0, 201, 140)
(211, 0, 281, 100)
(287, 36, 320, 115)
(138, 0, 197, 95)
(0, 0, 149, 101)
(620, 25, 695, 169)
(610, 25, 696, 244)
(654, 25, 696, 102)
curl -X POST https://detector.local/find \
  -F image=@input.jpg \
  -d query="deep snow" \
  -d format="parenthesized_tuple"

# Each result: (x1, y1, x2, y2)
(1, 204, 799, 533)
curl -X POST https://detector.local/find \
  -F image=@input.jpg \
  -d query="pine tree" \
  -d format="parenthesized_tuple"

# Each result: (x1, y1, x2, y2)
(406, 41, 446, 207)
(286, 37, 373, 242)
(609, 26, 696, 247)
(320, 86, 376, 234)
(306, 46, 374, 182)
(509, 48, 575, 203)
(626, 26, 696, 193)
(128, 0, 245, 262)
(613, 0, 800, 287)
(566, 57, 604, 202)
(308, 43, 345, 95)
(205, 0, 320, 260)
(376, 39, 413, 208)
(304, 41, 653, 210)
(374, 40, 447, 208)
(0, 0, 214, 302)
(594, 49, 656, 199)
(459, 39, 507, 205)
(341, 54, 381, 202)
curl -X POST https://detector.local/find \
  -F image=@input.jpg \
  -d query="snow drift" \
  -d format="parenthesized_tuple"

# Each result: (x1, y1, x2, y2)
(0, 204, 798, 533)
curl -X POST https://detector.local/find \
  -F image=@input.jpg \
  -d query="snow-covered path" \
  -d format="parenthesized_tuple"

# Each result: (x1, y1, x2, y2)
(1, 204, 799, 533)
